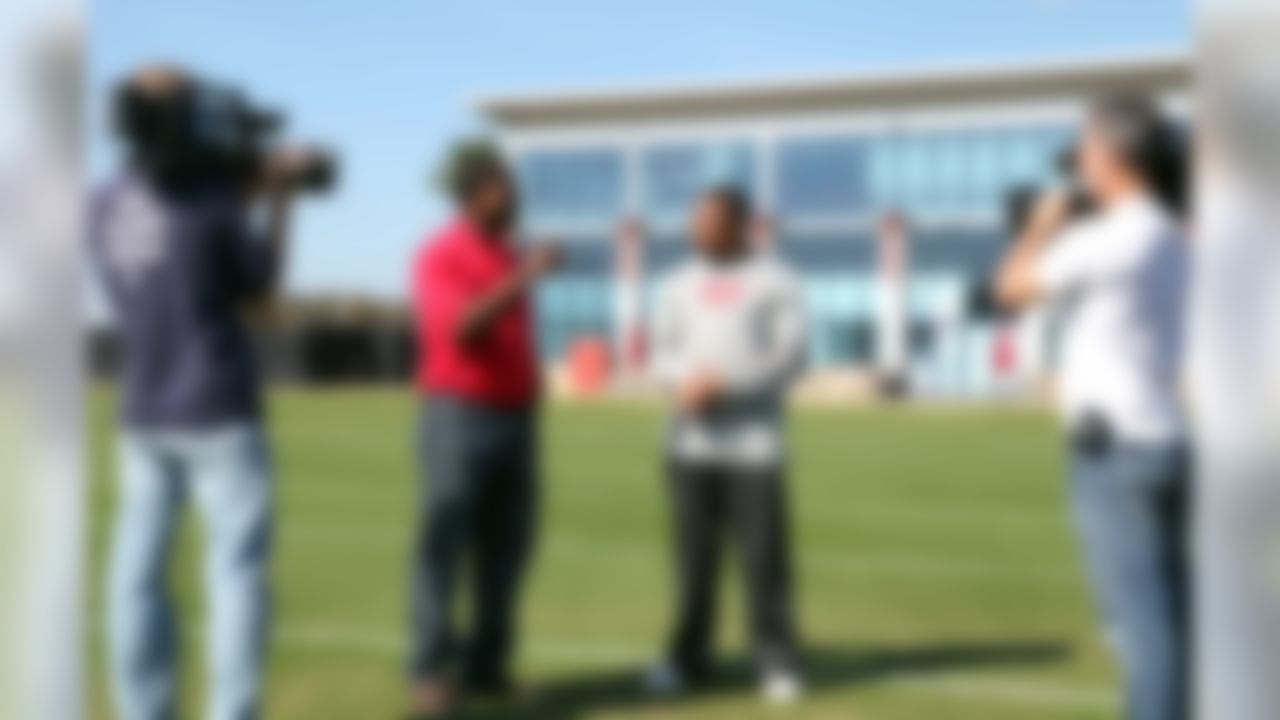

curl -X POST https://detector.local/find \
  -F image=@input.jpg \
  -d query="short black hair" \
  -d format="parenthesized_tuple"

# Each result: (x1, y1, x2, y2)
(1089, 93, 1188, 217)
(439, 137, 508, 203)
(701, 184, 752, 224)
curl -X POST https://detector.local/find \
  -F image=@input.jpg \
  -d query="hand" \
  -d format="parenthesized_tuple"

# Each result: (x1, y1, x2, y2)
(258, 149, 312, 200)
(677, 370, 724, 416)
(521, 243, 564, 279)
(1027, 189, 1072, 241)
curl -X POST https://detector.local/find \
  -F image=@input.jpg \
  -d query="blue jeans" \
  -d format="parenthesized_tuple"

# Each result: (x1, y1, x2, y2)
(108, 425, 274, 720)
(1070, 440, 1190, 720)
(409, 396, 538, 687)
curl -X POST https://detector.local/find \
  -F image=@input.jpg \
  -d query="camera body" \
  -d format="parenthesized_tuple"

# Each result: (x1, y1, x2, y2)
(967, 179, 1095, 319)
(114, 73, 336, 195)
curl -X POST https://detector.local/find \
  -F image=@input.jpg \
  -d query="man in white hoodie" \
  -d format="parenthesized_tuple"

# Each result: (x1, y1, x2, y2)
(646, 186, 808, 705)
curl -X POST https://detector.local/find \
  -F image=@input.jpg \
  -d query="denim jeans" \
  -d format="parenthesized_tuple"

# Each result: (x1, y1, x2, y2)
(409, 396, 538, 687)
(1070, 440, 1190, 720)
(108, 424, 274, 720)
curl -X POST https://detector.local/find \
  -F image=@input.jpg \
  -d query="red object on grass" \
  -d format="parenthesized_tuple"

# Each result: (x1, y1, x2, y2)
(568, 338, 612, 395)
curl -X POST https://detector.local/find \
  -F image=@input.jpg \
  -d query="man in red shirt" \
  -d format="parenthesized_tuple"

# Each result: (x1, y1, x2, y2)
(408, 141, 560, 714)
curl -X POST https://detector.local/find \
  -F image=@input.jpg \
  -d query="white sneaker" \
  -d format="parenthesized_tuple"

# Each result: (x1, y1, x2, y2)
(762, 670, 803, 705)
(643, 663, 684, 697)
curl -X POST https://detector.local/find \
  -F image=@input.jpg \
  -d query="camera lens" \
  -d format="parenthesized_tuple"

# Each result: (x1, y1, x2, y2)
(293, 149, 337, 193)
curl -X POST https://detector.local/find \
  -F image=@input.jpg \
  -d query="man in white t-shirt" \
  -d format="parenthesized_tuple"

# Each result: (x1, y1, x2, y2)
(995, 94, 1190, 720)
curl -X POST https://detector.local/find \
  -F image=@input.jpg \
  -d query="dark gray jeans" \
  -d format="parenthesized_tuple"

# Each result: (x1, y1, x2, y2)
(1070, 439, 1190, 720)
(409, 395, 539, 686)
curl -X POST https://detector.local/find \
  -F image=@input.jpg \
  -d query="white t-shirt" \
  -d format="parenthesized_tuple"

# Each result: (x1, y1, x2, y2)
(1036, 195, 1189, 442)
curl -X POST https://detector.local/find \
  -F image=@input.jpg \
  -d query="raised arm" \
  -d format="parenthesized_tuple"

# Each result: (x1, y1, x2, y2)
(994, 190, 1071, 311)
(456, 244, 560, 347)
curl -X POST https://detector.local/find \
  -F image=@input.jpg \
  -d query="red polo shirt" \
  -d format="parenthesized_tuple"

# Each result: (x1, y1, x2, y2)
(413, 218, 539, 409)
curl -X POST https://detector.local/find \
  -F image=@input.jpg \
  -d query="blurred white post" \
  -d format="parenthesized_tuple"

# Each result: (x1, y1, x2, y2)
(874, 212, 910, 394)
(1194, 10, 1280, 719)
(933, 280, 966, 398)
(612, 217, 646, 385)
(755, 127, 779, 254)
(0, 12, 85, 719)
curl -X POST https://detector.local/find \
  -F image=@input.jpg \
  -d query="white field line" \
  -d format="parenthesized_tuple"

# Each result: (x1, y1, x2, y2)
(279, 523, 1081, 586)
(805, 552, 1077, 585)
(277, 623, 1115, 712)
(880, 673, 1118, 713)
(550, 487, 1067, 530)
(545, 534, 1081, 586)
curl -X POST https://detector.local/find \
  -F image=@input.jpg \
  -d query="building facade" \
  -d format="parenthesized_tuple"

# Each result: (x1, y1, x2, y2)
(481, 54, 1189, 397)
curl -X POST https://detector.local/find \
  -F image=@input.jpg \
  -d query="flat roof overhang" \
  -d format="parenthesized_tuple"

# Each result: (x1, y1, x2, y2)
(478, 52, 1190, 127)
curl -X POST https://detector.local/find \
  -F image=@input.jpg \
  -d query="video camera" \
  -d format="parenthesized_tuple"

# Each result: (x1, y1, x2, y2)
(114, 70, 337, 195)
(967, 147, 1095, 319)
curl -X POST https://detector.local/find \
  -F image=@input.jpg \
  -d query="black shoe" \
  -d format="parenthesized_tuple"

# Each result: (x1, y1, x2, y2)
(462, 674, 527, 701)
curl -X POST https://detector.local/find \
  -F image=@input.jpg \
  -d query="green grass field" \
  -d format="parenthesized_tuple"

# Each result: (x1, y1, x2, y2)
(89, 388, 1120, 719)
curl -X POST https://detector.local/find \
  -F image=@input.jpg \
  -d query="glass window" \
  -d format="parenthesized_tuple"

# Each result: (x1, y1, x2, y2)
(803, 276, 870, 366)
(849, 318, 877, 364)
(644, 142, 753, 223)
(898, 134, 934, 216)
(948, 131, 985, 214)
(1041, 125, 1076, 178)
(536, 282, 565, 359)
(867, 135, 902, 211)
(970, 130, 1005, 214)
(519, 148, 623, 225)
(847, 274, 874, 317)
(977, 130, 1008, 207)
(777, 137, 869, 216)
(933, 133, 968, 214)
(1004, 128, 1049, 187)
(926, 133, 955, 214)
(832, 279, 858, 315)
(535, 278, 613, 361)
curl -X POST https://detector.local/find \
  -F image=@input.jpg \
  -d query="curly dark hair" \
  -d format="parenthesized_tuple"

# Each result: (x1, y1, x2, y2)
(438, 137, 509, 204)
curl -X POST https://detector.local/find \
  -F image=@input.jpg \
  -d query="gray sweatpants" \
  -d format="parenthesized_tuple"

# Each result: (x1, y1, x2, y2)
(409, 395, 539, 686)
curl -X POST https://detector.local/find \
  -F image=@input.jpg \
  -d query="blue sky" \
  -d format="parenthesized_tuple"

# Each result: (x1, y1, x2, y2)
(90, 0, 1190, 300)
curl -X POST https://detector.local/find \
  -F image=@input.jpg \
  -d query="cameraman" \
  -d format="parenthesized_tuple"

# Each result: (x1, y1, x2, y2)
(91, 66, 300, 720)
(995, 95, 1190, 720)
